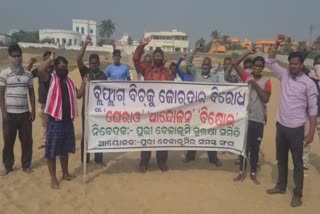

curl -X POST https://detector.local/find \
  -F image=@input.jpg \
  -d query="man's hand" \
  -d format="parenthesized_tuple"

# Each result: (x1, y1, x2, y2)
(2, 112, 10, 122)
(275, 34, 286, 44)
(84, 36, 92, 46)
(304, 132, 314, 147)
(308, 42, 318, 51)
(196, 43, 203, 50)
(141, 37, 151, 46)
(248, 47, 256, 54)
(181, 54, 187, 60)
(82, 74, 90, 84)
(29, 57, 37, 65)
(29, 111, 35, 122)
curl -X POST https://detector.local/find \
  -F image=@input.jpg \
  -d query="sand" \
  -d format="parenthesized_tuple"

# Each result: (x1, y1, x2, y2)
(0, 58, 320, 214)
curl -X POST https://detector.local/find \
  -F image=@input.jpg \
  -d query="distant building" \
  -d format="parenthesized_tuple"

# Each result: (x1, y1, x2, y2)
(241, 38, 252, 48)
(227, 37, 241, 45)
(144, 29, 189, 52)
(210, 38, 226, 54)
(72, 19, 97, 46)
(39, 29, 82, 47)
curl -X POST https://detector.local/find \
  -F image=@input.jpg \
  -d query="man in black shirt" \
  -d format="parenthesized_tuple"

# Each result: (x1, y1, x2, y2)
(77, 36, 108, 164)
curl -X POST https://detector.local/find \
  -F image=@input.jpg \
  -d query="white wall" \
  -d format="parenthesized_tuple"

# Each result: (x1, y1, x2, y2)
(72, 19, 97, 46)
(39, 29, 82, 47)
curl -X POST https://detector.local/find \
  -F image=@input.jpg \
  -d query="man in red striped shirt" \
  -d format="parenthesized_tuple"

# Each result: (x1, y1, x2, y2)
(133, 37, 174, 173)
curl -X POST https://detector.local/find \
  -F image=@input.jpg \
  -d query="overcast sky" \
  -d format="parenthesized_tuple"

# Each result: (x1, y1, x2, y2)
(1, 0, 320, 45)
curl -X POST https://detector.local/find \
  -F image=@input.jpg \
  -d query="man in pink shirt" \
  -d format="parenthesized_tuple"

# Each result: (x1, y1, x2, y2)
(265, 34, 318, 207)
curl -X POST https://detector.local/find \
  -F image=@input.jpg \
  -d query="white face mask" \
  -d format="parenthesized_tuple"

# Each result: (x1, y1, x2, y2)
(314, 64, 320, 75)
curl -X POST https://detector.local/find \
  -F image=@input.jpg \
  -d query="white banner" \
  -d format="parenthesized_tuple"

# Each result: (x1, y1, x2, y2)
(86, 81, 249, 155)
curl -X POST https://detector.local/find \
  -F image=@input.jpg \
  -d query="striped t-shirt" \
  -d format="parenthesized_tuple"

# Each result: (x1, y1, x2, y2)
(0, 68, 33, 113)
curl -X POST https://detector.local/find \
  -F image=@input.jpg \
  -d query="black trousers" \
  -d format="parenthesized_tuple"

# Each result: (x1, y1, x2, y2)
(140, 151, 168, 167)
(80, 111, 103, 163)
(185, 151, 218, 163)
(2, 112, 33, 170)
(240, 121, 264, 173)
(276, 122, 304, 198)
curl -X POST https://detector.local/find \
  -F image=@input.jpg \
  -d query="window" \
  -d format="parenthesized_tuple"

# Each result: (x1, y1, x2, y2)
(175, 47, 181, 52)
(81, 27, 85, 34)
(68, 39, 72, 46)
(149, 47, 153, 51)
(183, 48, 188, 52)
(62, 38, 66, 45)
(76, 27, 79, 32)
(90, 29, 93, 34)
(153, 36, 160, 40)
(56, 38, 60, 44)
(74, 39, 77, 45)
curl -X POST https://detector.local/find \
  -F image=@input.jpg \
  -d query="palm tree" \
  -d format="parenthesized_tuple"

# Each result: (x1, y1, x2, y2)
(210, 30, 220, 39)
(98, 19, 116, 41)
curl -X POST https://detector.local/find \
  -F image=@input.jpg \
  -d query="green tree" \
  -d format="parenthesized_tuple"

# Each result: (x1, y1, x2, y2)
(222, 35, 230, 45)
(128, 36, 133, 46)
(11, 30, 39, 43)
(40, 37, 55, 44)
(195, 37, 206, 52)
(297, 41, 307, 52)
(210, 30, 220, 39)
(98, 19, 116, 45)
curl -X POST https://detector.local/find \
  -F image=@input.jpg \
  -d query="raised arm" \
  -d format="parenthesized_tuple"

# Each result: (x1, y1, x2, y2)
(231, 48, 256, 81)
(38, 52, 55, 82)
(176, 55, 187, 80)
(265, 34, 287, 80)
(77, 74, 89, 99)
(133, 37, 151, 76)
(302, 42, 318, 61)
(77, 36, 91, 77)
(186, 44, 202, 76)
(249, 79, 271, 103)
(26, 57, 37, 72)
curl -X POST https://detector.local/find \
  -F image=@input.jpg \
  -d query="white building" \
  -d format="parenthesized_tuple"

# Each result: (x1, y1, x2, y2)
(144, 29, 189, 52)
(39, 29, 82, 47)
(72, 19, 97, 46)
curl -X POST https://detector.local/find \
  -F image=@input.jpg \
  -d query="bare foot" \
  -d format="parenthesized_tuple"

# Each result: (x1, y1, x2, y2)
(38, 145, 45, 149)
(0, 168, 13, 176)
(62, 174, 76, 181)
(51, 177, 60, 189)
(23, 168, 33, 174)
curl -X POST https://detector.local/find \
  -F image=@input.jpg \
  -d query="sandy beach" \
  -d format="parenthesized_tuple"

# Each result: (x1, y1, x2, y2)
(0, 57, 320, 214)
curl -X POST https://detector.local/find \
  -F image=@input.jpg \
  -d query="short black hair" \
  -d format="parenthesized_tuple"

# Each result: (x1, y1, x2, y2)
(113, 49, 121, 56)
(252, 56, 265, 67)
(288, 51, 304, 63)
(243, 58, 253, 65)
(224, 57, 232, 62)
(89, 54, 100, 62)
(54, 56, 68, 67)
(203, 57, 212, 63)
(153, 47, 164, 57)
(43, 51, 51, 58)
(313, 54, 320, 65)
(8, 43, 22, 56)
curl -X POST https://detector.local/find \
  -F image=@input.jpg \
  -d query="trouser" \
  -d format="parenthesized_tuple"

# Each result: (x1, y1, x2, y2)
(185, 150, 218, 163)
(39, 104, 48, 146)
(2, 112, 33, 170)
(140, 151, 168, 167)
(276, 122, 304, 198)
(303, 120, 310, 168)
(80, 111, 103, 163)
(240, 121, 264, 173)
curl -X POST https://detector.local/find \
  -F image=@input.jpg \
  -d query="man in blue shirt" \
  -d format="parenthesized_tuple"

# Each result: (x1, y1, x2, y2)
(175, 55, 194, 81)
(105, 49, 131, 80)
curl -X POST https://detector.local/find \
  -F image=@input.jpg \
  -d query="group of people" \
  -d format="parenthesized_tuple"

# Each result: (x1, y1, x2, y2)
(0, 34, 319, 207)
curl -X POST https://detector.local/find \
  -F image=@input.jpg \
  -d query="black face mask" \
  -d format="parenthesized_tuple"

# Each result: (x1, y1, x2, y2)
(201, 68, 210, 76)
(56, 68, 68, 79)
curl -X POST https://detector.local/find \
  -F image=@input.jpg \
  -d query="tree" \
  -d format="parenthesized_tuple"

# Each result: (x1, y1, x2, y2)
(222, 35, 230, 45)
(11, 30, 39, 43)
(128, 36, 133, 46)
(40, 37, 55, 44)
(98, 19, 116, 44)
(297, 41, 307, 52)
(195, 37, 207, 52)
(316, 35, 320, 44)
(210, 30, 220, 39)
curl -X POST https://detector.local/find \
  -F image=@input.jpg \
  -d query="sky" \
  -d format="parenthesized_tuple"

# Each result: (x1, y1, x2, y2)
(0, 0, 320, 45)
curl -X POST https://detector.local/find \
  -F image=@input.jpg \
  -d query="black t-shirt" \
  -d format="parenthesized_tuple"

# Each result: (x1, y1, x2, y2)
(79, 66, 107, 116)
(61, 78, 71, 121)
(32, 66, 54, 104)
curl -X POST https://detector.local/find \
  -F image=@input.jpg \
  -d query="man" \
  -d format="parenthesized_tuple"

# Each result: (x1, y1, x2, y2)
(27, 51, 54, 149)
(77, 36, 108, 165)
(38, 52, 87, 189)
(133, 37, 174, 173)
(231, 48, 272, 184)
(265, 34, 318, 207)
(168, 62, 182, 82)
(243, 58, 253, 74)
(184, 44, 240, 166)
(0, 43, 35, 175)
(137, 54, 152, 81)
(175, 55, 194, 81)
(105, 49, 131, 81)
(299, 43, 318, 170)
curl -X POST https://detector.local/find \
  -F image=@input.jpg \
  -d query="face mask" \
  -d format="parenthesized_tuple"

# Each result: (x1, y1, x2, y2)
(201, 68, 210, 76)
(252, 66, 263, 75)
(9, 56, 23, 72)
(246, 68, 253, 74)
(56, 68, 68, 79)
(314, 64, 320, 75)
